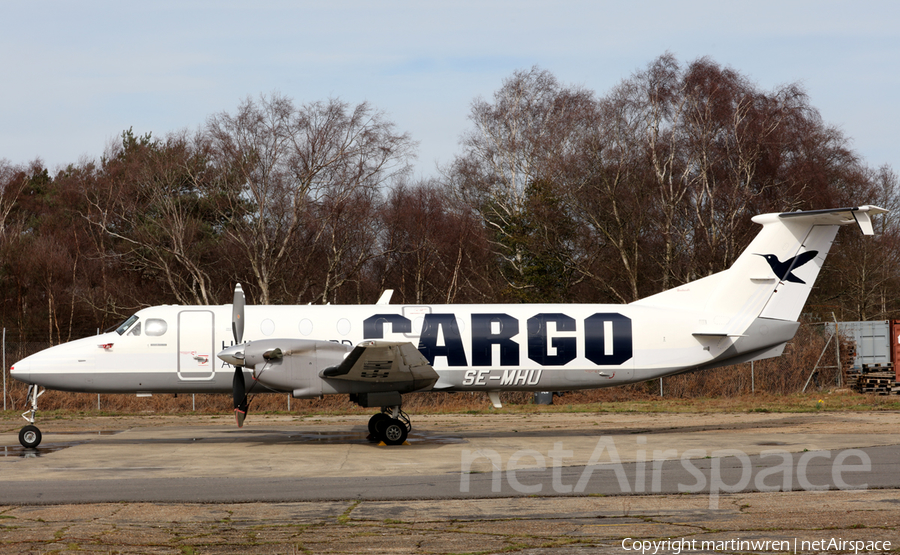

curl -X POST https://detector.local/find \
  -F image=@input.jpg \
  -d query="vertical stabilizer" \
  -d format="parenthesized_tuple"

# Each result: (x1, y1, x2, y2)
(633, 206, 887, 334)
(750, 206, 886, 322)
(753, 222, 836, 322)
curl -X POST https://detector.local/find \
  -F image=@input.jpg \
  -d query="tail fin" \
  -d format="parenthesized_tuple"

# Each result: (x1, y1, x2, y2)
(634, 206, 886, 335)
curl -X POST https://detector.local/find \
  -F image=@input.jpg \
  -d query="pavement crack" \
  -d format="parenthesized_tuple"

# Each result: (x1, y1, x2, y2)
(335, 443, 352, 472)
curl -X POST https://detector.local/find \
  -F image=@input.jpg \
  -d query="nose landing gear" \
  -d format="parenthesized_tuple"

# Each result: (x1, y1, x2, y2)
(18, 385, 44, 449)
(19, 425, 41, 449)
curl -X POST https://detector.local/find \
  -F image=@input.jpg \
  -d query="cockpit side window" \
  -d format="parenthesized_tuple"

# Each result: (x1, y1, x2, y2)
(115, 315, 139, 336)
(127, 322, 142, 336)
(145, 319, 168, 336)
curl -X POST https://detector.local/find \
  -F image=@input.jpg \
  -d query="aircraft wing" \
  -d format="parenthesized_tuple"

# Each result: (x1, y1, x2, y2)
(320, 340, 438, 389)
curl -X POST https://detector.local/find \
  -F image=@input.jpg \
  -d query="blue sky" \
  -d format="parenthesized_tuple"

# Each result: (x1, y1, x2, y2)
(3, 1, 898, 178)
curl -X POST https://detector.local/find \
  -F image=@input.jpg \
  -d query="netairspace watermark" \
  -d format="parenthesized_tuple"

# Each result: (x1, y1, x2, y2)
(621, 537, 891, 554)
(459, 436, 871, 509)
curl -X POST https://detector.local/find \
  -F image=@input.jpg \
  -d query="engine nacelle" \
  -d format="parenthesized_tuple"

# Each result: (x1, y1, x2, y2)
(221, 338, 352, 396)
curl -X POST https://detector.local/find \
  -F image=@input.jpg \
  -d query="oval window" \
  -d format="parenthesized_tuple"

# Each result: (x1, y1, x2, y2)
(145, 319, 168, 336)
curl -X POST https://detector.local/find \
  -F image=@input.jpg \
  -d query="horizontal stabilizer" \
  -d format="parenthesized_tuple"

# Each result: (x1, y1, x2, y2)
(775, 205, 886, 235)
(692, 331, 746, 338)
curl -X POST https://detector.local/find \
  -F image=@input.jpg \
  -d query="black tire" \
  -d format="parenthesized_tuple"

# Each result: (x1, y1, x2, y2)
(367, 412, 391, 436)
(367, 412, 392, 442)
(379, 418, 409, 446)
(19, 425, 42, 449)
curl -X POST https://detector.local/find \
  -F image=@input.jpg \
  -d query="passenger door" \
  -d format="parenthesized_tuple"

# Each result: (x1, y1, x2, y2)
(177, 310, 216, 380)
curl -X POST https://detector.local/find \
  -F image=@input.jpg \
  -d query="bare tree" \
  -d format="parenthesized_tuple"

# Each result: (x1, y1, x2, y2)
(560, 74, 661, 302)
(678, 58, 810, 274)
(0, 159, 27, 241)
(820, 165, 900, 320)
(450, 67, 595, 299)
(586, 54, 858, 294)
(377, 180, 494, 304)
(207, 94, 415, 304)
(82, 130, 223, 306)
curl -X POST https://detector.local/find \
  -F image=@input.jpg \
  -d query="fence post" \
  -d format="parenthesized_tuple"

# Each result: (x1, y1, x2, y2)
(97, 328, 101, 410)
(751, 360, 755, 393)
(3, 327, 6, 411)
(833, 314, 842, 387)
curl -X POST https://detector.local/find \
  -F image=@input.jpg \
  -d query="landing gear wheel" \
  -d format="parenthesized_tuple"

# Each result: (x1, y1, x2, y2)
(19, 425, 42, 449)
(380, 418, 409, 446)
(368, 412, 390, 435)
(367, 412, 391, 442)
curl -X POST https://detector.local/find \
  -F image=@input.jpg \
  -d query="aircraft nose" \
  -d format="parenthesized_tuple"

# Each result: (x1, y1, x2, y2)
(217, 344, 245, 367)
(9, 359, 30, 383)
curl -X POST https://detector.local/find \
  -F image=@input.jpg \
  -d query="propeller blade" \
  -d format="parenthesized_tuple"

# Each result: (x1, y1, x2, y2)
(232, 366, 249, 428)
(232, 283, 245, 345)
(230, 284, 249, 427)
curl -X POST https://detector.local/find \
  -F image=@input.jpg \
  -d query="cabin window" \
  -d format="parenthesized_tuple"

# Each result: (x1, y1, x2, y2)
(127, 322, 142, 336)
(145, 318, 168, 336)
(115, 315, 139, 335)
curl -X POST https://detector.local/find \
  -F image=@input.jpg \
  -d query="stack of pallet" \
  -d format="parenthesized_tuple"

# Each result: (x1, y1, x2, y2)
(844, 363, 899, 395)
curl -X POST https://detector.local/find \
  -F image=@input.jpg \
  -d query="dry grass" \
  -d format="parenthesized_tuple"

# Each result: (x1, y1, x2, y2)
(3, 384, 899, 420)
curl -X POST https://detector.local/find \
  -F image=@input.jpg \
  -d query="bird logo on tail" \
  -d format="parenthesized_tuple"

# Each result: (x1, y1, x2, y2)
(756, 251, 819, 284)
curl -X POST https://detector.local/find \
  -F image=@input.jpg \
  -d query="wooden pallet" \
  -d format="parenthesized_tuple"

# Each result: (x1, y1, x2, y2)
(862, 387, 891, 393)
(847, 363, 900, 395)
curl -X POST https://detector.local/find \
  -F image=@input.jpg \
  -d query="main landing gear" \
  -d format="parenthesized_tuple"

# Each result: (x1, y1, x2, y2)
(19, 385, 44, 449)
(366, 407, 411, 446)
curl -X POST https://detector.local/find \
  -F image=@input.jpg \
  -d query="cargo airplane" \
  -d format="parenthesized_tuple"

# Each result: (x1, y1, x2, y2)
(9, 206, 886, 448)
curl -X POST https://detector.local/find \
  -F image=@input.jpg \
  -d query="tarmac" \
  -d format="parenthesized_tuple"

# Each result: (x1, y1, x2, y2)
(1, 411, 899, 553)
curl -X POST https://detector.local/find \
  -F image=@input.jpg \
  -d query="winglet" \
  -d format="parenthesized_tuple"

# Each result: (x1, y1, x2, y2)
(852, 209, 876, 236)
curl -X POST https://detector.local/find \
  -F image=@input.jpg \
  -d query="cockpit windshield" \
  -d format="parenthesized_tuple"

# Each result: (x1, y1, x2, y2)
(115, 315, 139, 335)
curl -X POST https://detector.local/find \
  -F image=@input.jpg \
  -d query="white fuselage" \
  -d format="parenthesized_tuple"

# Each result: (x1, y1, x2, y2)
(10, 301, 796, 396)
